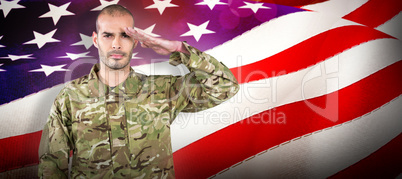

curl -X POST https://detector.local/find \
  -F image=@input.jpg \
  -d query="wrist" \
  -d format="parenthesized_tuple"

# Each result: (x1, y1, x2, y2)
(175, 41, 190, 55)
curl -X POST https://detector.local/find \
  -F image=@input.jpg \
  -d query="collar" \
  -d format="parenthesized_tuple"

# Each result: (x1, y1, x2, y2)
(87, 63, 144, 98)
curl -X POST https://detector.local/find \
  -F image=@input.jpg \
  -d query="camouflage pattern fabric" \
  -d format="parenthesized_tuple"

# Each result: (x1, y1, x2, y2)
(38, 42, 239, 178)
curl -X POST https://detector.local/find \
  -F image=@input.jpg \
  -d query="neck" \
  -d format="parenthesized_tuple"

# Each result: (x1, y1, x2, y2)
(97, 62, 130, 87)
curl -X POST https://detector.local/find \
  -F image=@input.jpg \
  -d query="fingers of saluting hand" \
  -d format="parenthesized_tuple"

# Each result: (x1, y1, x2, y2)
(124, 27, 173, 55)
(125, 27, 150, 42)
(124, 27, 137, 37)
(140, 41, 149, 48)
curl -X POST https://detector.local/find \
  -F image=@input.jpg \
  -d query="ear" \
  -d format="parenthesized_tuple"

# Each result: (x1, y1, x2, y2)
(92, 31, 99, 48)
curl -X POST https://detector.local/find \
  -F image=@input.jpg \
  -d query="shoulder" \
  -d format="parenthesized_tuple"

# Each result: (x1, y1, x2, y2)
(55, 74, 91, 102)
(139, 73, 173, 91)
(64, 74, 90, 92)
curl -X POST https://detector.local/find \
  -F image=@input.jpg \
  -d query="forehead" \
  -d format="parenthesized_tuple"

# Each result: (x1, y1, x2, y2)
(97, 13, 134, 32)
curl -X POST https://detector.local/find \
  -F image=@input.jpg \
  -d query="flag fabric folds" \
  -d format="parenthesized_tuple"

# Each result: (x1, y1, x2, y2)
(0, 0, 401, 178)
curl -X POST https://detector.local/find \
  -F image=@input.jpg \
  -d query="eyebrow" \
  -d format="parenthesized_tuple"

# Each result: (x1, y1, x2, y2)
(102, 32, 128, 36)
(102, 32, 113, 36)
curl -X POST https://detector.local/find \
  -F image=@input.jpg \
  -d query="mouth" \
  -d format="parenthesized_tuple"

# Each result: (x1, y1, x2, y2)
(110, 54, 124, 59)
(108, 51, 126, 59)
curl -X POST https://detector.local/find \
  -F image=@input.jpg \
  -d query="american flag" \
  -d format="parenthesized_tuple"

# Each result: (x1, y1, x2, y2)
(0, 0, 401, 178)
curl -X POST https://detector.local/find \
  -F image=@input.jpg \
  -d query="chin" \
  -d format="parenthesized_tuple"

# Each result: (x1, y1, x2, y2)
(109, 61, 130, 70)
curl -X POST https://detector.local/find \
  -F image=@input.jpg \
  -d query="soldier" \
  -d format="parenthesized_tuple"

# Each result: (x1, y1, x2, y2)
(38, 4, 239, 179)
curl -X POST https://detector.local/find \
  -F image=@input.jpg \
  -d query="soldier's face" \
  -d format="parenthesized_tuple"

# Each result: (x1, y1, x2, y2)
(93, 14, 137, 70)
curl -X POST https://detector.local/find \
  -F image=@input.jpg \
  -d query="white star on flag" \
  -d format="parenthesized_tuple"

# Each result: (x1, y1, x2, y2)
(57, 52, 92, 61)
(239, 1, 270, 13)
(71, 33, 93, 49)
(0, 0, 25, 18)
(0, 35, 4, 48)
(180, 21, 215, 42)
(145, 0, 178, 15)
(131, 52, 142, 59)
(196, 0, 227, 10)
(136, 24, 160, 37)
(0, 54, 35, 61)
(0, 63, 5, 72)
(29, 64, 69, 76)
(91, 0, 119, 11)
(39, 2, 75, 26)
(23, 29, 60, 49)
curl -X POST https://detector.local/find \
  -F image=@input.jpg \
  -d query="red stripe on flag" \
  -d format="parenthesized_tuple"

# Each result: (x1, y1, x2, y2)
(174, 61, 402, 179)
(343, 0, 402, 28)
(247, 0, 329, 7)
(230, 25, 393, 84)
(329, 133, 402, 179)
(0, 131, 42, 172)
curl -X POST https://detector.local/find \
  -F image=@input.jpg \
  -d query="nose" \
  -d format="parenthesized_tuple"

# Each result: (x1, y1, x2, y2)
(112, 37, 121, 50)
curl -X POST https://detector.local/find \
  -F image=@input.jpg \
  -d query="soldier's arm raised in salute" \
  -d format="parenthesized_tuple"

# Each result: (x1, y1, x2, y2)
(124, 27, 240, 117)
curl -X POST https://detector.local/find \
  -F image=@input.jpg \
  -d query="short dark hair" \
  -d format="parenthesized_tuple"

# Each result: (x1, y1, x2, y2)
(95, 4, 134, 32)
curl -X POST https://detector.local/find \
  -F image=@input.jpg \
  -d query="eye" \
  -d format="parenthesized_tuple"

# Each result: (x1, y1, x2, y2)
(122, 34, 130, 38)
(103, 34, 112, 38)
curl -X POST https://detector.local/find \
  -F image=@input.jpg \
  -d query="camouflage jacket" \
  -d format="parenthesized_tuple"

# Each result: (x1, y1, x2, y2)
(38, 43, 239, 179)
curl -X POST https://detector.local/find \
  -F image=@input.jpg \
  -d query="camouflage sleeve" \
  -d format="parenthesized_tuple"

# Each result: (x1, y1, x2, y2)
(169, 42, 239, 116)
(38, 89, 73, 178)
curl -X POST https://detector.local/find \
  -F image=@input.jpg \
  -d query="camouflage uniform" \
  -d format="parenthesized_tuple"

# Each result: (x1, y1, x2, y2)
(38, 42, 239, 178)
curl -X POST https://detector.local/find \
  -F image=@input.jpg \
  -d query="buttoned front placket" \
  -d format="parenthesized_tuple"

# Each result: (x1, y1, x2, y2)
(105, 85, 131, 177)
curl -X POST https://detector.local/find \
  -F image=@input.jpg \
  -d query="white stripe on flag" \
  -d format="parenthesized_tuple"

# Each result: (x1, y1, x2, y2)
(375, 12, 402, 40)
(0, 85, 63, 139)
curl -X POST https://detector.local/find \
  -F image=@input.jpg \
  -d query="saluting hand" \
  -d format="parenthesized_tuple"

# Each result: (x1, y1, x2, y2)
(125, 27, 189, 56)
